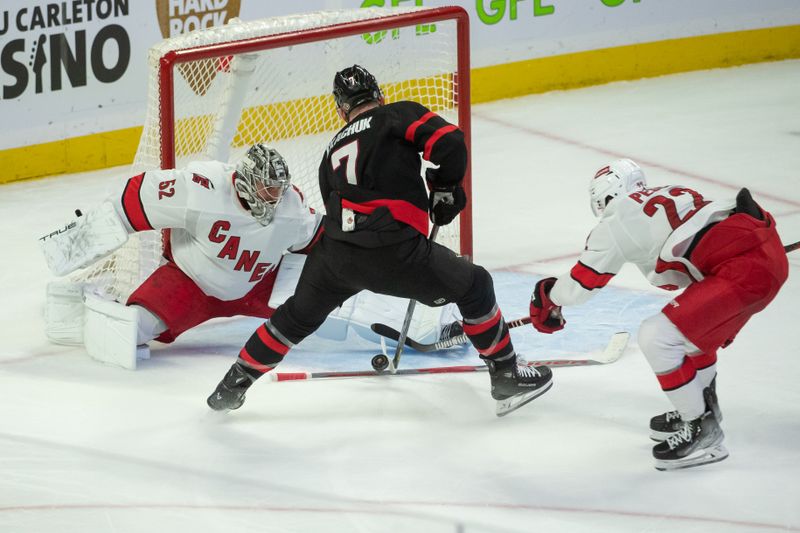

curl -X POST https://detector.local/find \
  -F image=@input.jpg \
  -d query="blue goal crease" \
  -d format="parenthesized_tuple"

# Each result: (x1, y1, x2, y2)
(276, 271, 668, 372)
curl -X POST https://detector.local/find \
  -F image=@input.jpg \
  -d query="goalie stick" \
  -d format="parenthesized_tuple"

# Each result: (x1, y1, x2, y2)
(371, 316, 532, 353)
(265, 332, 630, 383)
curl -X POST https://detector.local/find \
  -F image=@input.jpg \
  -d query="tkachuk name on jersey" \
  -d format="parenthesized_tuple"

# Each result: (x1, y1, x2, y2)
(327, 116, 373, 153)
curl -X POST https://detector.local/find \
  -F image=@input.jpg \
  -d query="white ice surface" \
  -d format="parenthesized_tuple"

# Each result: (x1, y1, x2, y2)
(1, 60, 799, 532)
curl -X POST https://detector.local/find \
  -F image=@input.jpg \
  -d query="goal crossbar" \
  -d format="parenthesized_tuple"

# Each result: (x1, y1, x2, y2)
(156, 6, 472, 258)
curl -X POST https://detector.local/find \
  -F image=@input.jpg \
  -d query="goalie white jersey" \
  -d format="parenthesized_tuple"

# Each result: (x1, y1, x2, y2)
(112, 160, 322, 300)
(550, 186, 736, 306)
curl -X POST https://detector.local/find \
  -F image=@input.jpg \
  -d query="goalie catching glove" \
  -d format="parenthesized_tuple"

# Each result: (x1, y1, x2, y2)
(426, 169, 466, 226)
(38, 201, 129, 277)
(530, 277, 566, 334)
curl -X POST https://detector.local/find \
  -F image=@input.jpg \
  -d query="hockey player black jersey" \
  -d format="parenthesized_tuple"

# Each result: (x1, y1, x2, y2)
(318, 100, 467, 247)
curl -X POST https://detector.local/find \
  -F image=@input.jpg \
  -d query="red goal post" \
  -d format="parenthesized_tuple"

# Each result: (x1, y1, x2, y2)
(142, 6, 472, 259)
(73, 7, 472, 305)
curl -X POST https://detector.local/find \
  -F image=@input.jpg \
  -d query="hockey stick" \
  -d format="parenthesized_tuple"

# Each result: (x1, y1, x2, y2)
(371, 316, 532, 353)
(376, 225, 440, 374)
(266, 332, 629, 383)
(785, 240, 800, 254)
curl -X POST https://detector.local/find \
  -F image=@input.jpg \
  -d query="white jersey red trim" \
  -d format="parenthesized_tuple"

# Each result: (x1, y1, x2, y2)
(550, 185, 736, 307)
(111, 160, 322, 301)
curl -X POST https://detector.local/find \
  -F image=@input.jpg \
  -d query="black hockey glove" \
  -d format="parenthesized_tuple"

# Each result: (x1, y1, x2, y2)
(427, 174, 467, 226)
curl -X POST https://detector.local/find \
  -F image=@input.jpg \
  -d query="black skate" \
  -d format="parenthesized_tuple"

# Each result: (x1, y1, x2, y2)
(485, 356, 553, 417)
(649, 410, 685, 441)
(207, 363, 254, 411)
(440, 321, 467, 345)
(653, 411, 728, 471)
(650, 377, 721, 441)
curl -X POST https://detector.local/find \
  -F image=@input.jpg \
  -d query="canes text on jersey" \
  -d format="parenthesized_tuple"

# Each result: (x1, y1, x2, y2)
(209, 220, 273, 282)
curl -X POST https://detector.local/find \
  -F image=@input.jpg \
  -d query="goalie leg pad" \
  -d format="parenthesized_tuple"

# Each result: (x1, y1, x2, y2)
(129, 304, 168, 347)
(336, 290, 452, 345)
(84, 295, 148, 370)
(45, 280, 85, 345)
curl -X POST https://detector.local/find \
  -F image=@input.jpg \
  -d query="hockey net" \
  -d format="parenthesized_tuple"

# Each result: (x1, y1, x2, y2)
(74, 7, 472, 303)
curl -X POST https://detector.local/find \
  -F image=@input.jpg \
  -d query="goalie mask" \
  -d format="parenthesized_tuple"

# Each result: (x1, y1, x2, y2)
(332, 64, 383, 116)
(589, 158, 647, 217)
(234, 144, 291, 225)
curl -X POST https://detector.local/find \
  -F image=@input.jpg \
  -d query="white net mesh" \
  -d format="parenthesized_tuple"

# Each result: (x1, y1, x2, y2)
(76, 7, 468, 303)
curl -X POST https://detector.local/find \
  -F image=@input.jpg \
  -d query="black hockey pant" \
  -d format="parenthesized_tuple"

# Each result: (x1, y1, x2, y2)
(237, 234, 516, 377)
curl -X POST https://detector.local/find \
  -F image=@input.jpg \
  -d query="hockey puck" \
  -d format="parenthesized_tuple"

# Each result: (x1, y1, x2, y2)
(371, 354, 390, 372)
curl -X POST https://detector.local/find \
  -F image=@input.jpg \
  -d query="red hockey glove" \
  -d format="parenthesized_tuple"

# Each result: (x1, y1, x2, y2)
(530, 277, 566, 334)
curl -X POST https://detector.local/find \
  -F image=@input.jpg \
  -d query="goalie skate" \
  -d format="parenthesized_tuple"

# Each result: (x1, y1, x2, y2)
(653, 412, 728, 471)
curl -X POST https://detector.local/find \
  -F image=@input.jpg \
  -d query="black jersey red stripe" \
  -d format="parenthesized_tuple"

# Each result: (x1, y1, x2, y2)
(342, 198, 429, 236)
(423, 124, 459, 160)
(404, 111, 437, 142)
(319, 101, 466, 248)
(121, 173, 154, 231)
(570, 261, 614, 290)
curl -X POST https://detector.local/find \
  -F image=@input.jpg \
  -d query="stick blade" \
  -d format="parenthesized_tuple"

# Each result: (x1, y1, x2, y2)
(370, 322, 434, 352)
(597, 332, 630, 364)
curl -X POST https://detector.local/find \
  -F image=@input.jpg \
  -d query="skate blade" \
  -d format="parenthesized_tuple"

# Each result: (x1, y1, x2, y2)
(495, 380, 553, 417)
(654, 444, 729, 471)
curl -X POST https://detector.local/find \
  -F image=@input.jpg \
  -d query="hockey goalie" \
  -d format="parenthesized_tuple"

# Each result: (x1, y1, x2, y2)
(39, 144, 462, 369)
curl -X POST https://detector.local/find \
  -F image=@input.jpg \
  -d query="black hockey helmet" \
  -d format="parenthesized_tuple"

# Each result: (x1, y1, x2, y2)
(332, 64, 383, 114)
